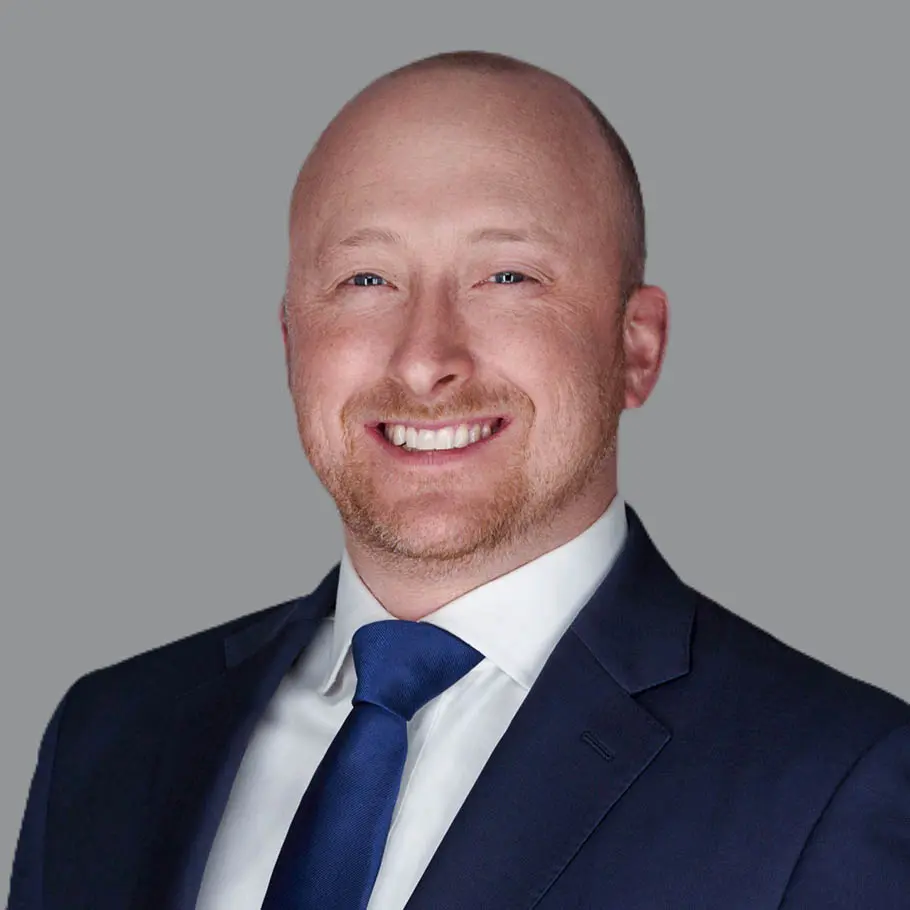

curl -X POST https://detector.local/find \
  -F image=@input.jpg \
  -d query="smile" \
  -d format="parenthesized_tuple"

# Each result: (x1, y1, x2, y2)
(367, 417, 508, 461)
(382, 417, 506, 452)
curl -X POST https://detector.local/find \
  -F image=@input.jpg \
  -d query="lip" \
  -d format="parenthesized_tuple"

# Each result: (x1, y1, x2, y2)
(367, 418, 510, 464)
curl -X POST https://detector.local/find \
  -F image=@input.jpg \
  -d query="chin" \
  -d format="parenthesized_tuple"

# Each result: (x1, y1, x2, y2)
(384, 528, 492, 562)
(355, 496, 514, 562)
(400, 500, 521, 559)
(391, 503, 486, 546)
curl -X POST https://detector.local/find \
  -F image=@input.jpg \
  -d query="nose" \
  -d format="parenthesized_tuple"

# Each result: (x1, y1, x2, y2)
(386, 283, 475, 400)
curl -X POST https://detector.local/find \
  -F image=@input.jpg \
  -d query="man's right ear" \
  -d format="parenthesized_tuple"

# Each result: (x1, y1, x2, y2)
(279, 295, 289, 352)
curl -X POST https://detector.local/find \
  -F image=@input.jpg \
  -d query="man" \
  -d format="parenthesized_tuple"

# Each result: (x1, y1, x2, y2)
(9, 50, 910, 909)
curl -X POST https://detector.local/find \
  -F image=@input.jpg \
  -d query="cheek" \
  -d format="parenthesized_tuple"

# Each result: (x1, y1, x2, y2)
(290, 322, 384, 438)
(487, 315, 605, 415)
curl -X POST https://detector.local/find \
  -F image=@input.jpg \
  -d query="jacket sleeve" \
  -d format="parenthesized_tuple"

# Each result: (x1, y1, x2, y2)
(779, 720, 910, 909)
(7, 691, 70, 910)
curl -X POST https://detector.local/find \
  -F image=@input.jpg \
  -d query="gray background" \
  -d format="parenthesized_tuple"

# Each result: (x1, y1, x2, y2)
(2, 1, 908, 896)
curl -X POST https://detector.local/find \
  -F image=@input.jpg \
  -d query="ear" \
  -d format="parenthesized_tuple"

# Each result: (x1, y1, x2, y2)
(621, 284, 669, 409)
(279, 295, 294, 394)
(279, 295, 289, 356)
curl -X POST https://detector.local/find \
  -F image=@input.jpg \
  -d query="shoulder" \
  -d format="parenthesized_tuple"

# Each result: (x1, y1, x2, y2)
(59, 593, 310, 728)
(682, 583, 910, 753)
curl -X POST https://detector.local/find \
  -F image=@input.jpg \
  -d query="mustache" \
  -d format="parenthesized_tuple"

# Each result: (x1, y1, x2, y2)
(341, 385, 527, 424)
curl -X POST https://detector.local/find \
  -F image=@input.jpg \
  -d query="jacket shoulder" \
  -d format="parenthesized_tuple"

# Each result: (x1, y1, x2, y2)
(684, 583, 910, 741)
(66, 592, 311, 714)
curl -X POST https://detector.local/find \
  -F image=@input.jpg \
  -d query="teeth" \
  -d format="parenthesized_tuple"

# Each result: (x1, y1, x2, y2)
(383, 420, 501, 452)
(431, 427, 455, 450)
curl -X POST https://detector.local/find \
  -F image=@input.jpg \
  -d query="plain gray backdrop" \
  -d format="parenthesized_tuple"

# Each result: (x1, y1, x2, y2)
(2, 1, 908, 897)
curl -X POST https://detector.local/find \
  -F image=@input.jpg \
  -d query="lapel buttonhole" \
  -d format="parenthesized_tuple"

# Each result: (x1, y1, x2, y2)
(581, 730, 615, 761)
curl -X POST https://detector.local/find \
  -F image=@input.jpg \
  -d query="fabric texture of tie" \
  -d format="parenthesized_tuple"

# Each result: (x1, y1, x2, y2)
(261, 618, 484, 910)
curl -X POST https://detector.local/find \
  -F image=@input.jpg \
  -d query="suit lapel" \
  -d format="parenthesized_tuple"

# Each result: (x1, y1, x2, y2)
(405, 504, 696, 909)
(131, 568, 338, 910)
(404, 632, 671, 910)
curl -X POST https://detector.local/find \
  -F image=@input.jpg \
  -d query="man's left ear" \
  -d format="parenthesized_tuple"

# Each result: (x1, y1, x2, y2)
(622, 284, 669, 410)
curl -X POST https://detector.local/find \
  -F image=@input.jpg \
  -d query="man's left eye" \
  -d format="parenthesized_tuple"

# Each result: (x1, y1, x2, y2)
(488, 271, 530, 285)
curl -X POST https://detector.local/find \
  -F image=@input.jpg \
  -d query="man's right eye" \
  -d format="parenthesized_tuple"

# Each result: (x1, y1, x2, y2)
(347, 272, 388, 287)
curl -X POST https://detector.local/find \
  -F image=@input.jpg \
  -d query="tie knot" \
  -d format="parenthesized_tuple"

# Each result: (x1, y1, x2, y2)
(351, 620, 484, 721)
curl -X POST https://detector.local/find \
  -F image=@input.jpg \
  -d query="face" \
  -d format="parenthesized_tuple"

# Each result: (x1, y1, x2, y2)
(283, 70, 659, 566)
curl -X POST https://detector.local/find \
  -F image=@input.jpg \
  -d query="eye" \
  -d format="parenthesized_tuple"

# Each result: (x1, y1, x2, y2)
(346, 272, 389, 288)
(487, 270, 531, 285)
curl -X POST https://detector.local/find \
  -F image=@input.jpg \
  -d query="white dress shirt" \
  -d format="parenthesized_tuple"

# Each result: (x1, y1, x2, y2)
(195, 494, 628, 909)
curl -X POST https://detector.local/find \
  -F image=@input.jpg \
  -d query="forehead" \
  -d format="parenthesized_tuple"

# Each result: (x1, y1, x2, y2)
(292, 72, 613, 255)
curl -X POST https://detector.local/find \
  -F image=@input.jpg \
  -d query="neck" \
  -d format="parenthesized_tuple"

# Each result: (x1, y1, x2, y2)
(344, 482, 619, 621)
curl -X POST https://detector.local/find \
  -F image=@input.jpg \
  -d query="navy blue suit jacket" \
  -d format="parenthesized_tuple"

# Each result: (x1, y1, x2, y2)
(9, 504, 910, 908)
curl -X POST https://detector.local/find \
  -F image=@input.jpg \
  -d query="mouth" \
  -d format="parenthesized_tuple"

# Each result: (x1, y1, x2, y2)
(367, 416, 509, 462)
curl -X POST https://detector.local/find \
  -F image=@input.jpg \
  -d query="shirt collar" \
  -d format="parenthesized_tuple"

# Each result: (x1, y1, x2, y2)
(318, 494, 628, 695)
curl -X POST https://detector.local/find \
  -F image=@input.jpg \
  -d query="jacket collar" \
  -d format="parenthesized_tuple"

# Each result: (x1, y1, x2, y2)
(222, 563, 338, 669)
(223, 501, 694, 695)
(571, 502, 695, 693)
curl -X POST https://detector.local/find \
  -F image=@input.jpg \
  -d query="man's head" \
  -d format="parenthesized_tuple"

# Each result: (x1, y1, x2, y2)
(281, 51, 667, 580)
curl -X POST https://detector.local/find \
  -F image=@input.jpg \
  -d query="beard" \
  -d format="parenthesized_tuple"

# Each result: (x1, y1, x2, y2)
(315, 434, 534, 565)
(293, 355, 624, 572)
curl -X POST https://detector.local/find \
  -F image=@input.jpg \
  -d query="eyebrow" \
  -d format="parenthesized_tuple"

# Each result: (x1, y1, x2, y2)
(336, 227, 405, 249)
(466, 226, 562, 246)
(327, 224, 563, 253)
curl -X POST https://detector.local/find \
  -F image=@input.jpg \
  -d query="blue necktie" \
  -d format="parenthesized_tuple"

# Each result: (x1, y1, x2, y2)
(261, 619, 484, 910)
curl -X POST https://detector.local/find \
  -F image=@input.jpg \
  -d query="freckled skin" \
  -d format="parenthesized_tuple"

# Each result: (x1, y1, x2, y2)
(281, 66, 668, 619)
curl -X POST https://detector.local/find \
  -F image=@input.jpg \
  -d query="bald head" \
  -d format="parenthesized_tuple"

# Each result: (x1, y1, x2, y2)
(280, 50, 669, 591)
(291, 51, 646, 301)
